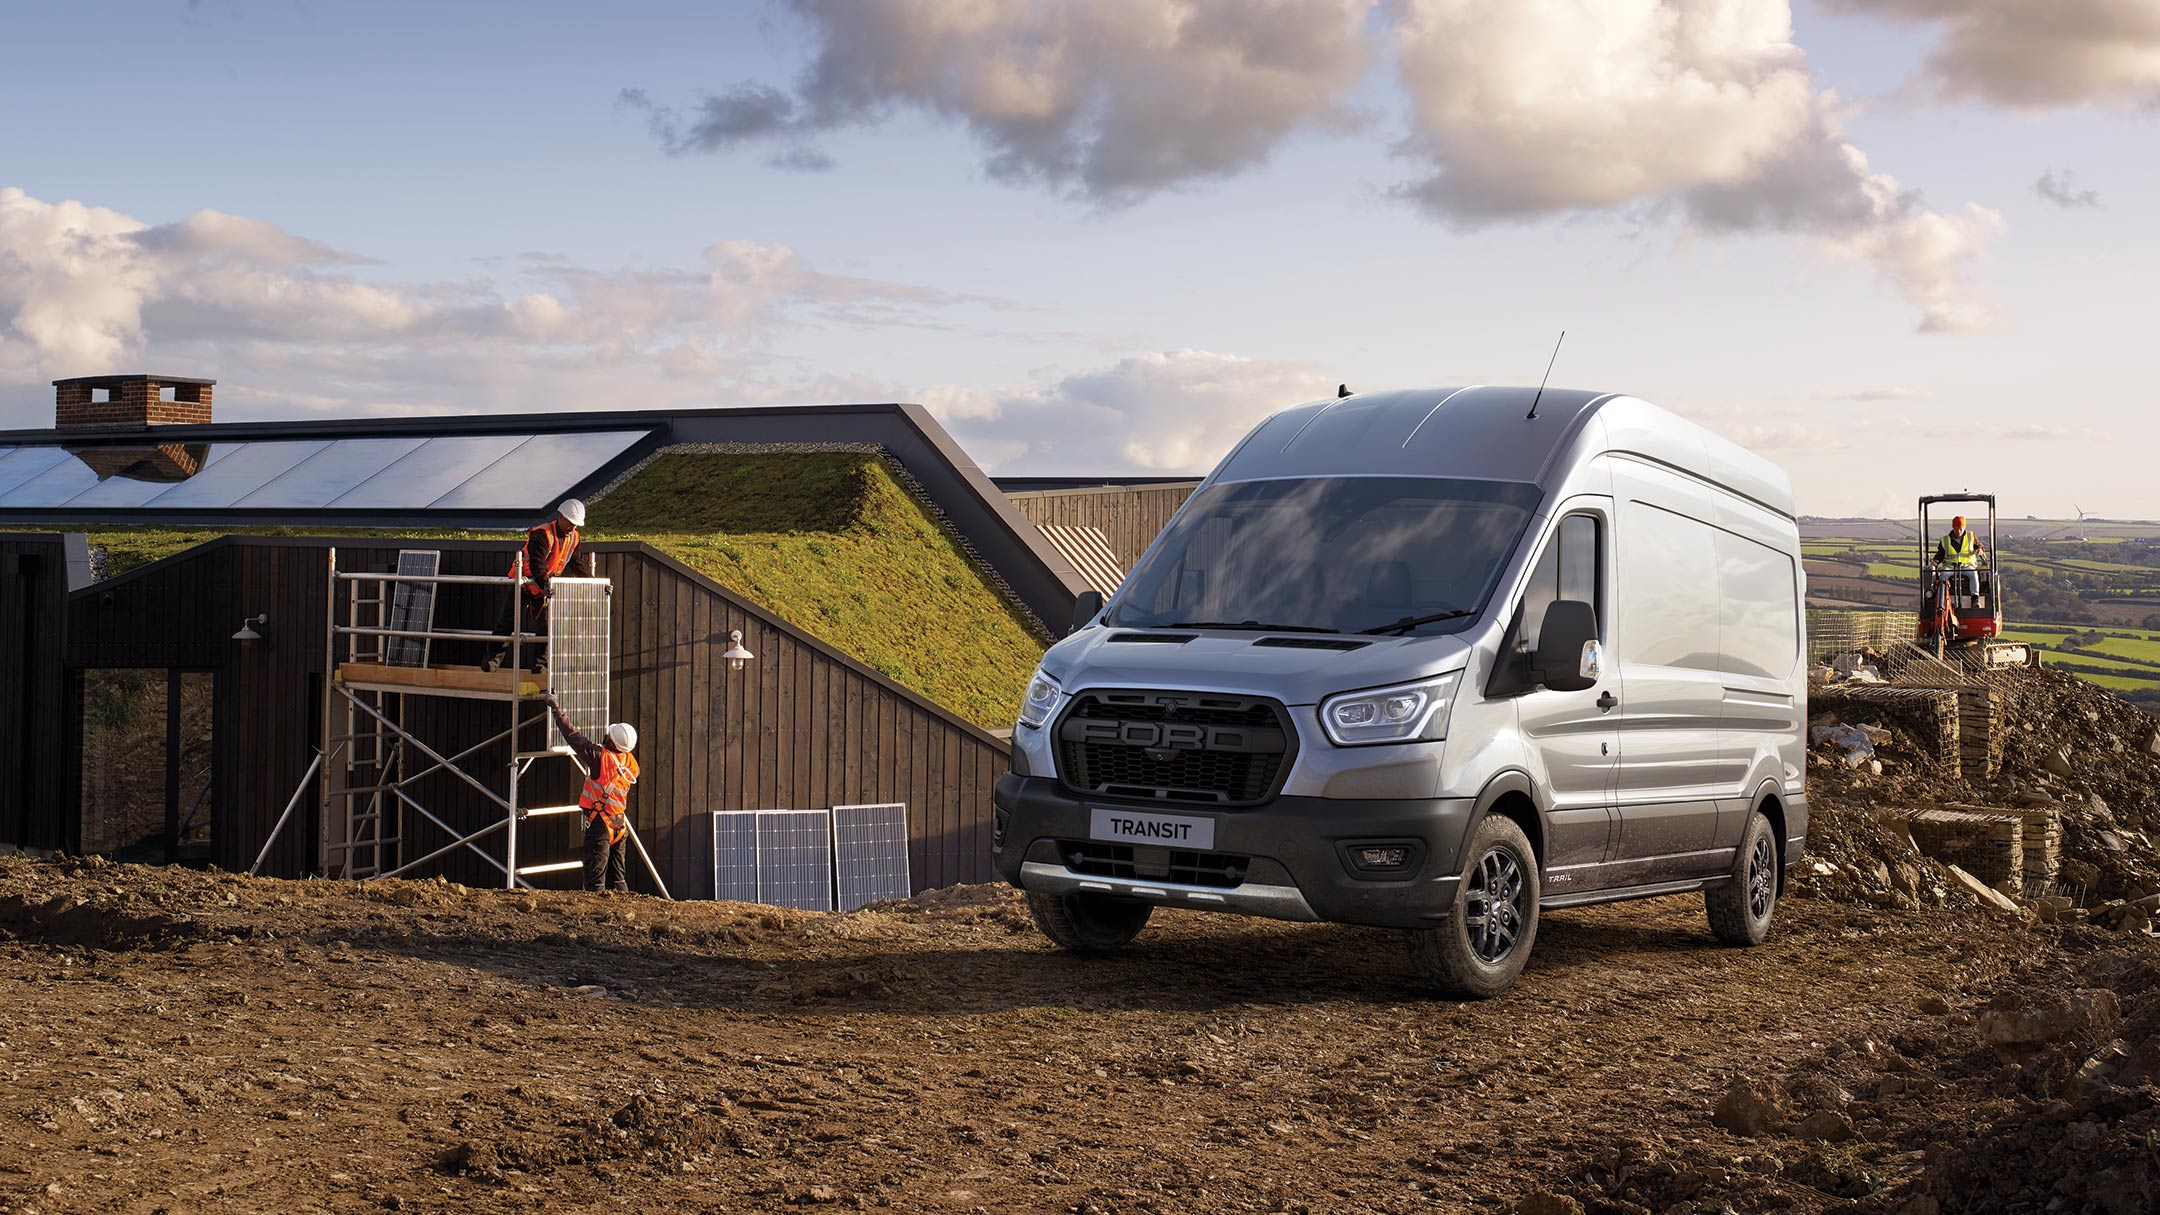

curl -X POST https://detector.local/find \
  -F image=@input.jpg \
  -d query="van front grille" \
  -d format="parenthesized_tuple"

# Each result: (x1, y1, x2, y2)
(1054, 690, 1292, 807)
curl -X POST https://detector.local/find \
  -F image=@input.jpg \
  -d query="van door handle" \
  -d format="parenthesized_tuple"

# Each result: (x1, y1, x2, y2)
(1596, 691, 1618, 713)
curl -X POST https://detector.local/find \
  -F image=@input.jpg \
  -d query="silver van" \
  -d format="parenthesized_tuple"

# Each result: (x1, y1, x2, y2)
(993, 387, 1807, 997)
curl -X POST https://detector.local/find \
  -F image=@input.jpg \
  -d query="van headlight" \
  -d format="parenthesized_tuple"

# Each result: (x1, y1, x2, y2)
(1320, 672, 1462, 746)
(1016, 668, 1065, 730)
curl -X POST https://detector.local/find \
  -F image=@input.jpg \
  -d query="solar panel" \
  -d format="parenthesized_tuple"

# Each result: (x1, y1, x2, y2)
(832, 803, 912, 910)
(545, 578, 610, 754)
(710, 809, 836, 910)
(235, 436, 428, 508)
(0, 429, 655, 515)
(758, 810, 835, 912)
(384, 550, 440, 667)
(427, 432, 647, 509)
(712, 811, 762, 903)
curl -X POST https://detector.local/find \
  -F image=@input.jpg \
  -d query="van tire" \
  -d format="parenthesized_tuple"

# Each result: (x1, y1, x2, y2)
(1027, 891, 1152, 954)
(1408, 815, 1540, 999)
(1706, 810, 1779, 946)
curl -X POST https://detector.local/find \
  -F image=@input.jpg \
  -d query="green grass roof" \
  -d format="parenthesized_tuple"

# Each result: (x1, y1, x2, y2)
(50, 452, 1045, 731)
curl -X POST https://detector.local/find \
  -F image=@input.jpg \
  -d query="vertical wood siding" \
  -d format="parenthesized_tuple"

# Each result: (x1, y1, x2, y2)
(1004, 484, 1198, 570)
(0, 536, 72, 848)
(60, 538, 1008, 898)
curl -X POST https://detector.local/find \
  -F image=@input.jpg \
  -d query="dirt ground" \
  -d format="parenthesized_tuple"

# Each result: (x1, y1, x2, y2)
(5, 854, 2149, 1215)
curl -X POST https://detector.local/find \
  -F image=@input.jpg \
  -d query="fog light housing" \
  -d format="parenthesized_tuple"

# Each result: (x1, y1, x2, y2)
(1339, 838, 1424, 876)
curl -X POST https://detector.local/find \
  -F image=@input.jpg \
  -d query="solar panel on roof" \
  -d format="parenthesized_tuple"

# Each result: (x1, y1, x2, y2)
(428, 431, 646, 509)
(545, 578, 610, 753)
(832, 803, 911, 910)
(0, 427, 655, 516)
(384, 550, 440, 667)
(0, 447, 64, 497)
(757, 811, 835, 912)
(712, 812, 761, 903)
(320, 435, 529, 509)
(137, 440, 329, 507)
(234, 437, 428, 509)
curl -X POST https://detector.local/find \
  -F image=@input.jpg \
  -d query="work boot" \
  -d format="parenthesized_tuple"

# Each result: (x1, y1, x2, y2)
(480, 654, 501, 673)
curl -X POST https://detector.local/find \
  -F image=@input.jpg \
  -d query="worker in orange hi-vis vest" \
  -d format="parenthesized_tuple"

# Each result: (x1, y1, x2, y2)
(483, 498, 594, 673)
(543, 691, 639, 893)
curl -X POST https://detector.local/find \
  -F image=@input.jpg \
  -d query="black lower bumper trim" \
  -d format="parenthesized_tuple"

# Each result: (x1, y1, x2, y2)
(992, 774, 1475, 929)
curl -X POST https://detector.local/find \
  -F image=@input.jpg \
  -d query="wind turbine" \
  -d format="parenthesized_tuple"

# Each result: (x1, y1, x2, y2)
(2074, 504, 2092, 542)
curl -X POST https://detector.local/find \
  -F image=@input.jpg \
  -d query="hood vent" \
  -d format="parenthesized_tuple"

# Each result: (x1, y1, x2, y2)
(1252, 636, 1370, 651)
(1106, 632, 1197, 645)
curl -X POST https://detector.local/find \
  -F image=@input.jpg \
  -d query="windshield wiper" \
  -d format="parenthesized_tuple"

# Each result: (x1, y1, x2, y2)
(1358, 609, 1475, 636)
(1161, 620, 1342, 634)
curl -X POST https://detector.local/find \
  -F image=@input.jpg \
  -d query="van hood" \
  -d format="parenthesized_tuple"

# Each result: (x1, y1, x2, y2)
(1040, 627, 1477, 707)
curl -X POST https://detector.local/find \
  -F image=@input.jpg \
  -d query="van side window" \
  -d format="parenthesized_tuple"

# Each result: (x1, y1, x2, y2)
(1521, 514, 1601, 649)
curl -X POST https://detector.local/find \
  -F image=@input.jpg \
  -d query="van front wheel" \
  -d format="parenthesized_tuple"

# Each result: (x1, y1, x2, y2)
(1705, 810, 1779, 946)
(1408, 815, 1540, 999)
(1026, 891, 1152, 954)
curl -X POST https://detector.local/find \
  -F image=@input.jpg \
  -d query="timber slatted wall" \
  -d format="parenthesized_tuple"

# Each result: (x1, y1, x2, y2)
(61, 538, 1006, 896)
(1005, 484, 1199, 570)
(0, 535, 73, 848)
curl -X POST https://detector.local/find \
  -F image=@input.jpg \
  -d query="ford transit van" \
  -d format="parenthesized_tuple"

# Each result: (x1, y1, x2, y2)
(992, 387, 1807, 997)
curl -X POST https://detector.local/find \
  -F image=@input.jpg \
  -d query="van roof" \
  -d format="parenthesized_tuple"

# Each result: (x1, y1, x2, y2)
(1212, 386, 1795, 520)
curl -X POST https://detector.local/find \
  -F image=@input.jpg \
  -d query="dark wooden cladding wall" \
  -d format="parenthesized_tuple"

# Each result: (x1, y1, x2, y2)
(1004, 484, 1198, 568)
(61, 538, 1007, 897)
(0, 535, 72, 848)
(595, 548, 1006, 898)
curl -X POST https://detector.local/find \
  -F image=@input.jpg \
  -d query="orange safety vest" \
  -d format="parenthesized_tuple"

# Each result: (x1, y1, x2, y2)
(579, 748, 639, 845)
(510, 523, 579, 597)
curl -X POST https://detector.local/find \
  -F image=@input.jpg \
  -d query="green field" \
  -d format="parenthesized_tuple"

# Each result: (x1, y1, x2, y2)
(1805, 524, 2160, 711)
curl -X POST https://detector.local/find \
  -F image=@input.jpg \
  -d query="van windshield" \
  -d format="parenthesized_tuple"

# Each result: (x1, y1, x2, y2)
(1106, 476, 1542, 636)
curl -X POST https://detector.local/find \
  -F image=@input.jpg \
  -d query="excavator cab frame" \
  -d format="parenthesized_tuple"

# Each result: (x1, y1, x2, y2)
(1916, 492, 2028, 666)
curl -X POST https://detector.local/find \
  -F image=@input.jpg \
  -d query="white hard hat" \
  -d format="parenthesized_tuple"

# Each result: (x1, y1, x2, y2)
(557, 498, 587, 527)
(606, 722, 637, 752)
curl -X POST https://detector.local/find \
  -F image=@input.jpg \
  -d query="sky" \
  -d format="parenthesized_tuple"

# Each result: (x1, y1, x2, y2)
(0, 0, 2156, 519)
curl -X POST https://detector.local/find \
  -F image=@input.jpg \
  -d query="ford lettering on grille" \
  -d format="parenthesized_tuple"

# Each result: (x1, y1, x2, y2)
(1054, 690, 1293, 806)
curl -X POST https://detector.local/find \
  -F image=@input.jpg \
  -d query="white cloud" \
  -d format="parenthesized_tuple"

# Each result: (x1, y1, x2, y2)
(628, 0, 1374, 204)
(1390, 0, 2004, 333)
(1390, 0, 1817, 218)
(1827, 0, 2160, 109)
(920, 348, 1333, 472)
(0, 187, 968, 425)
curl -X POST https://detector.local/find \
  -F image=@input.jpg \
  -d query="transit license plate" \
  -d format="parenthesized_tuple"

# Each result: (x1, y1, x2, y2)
(1089, 808, 1216, 850)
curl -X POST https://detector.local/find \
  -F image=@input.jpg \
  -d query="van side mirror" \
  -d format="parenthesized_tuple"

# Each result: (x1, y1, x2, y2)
(1069, 590, 1105, 636)
(1533, 600, 1600, 692)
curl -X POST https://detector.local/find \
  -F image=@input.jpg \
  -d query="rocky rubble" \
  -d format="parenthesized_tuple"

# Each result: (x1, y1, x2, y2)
(1525, 939, 2160, 1215)
(1800, 664, 2160, 929)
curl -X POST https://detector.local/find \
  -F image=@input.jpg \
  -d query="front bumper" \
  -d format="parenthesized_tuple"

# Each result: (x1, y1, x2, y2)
(992, 773, 1476, 930)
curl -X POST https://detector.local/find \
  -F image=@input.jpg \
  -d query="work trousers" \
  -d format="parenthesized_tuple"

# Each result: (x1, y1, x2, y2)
(488, 593, 551, 671)
(583, 816, 629, 892)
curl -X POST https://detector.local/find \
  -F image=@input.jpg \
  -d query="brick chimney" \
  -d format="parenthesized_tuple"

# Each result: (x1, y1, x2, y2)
(53, 374, 215, 429)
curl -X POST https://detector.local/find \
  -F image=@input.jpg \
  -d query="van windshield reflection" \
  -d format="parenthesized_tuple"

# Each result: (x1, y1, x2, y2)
(1108, 476, 1541, 638)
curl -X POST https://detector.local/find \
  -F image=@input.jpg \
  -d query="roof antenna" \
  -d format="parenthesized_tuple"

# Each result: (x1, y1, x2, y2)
(1525, 330, 1566, 420)
(1337, 383, 1352, 399)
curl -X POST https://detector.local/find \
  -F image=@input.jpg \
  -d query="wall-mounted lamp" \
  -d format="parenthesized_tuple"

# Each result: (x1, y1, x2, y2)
(722, 629, 755, 672)
(232, 613, 269, 642)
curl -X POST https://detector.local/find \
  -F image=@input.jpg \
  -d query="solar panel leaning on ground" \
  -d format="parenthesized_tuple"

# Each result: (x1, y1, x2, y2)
(711, 809, 836, 911)
(545, 578, 610, 754)
(831, 803, 912, 910)
(712, 811, 762, 904)
(383, 550, 440, 667)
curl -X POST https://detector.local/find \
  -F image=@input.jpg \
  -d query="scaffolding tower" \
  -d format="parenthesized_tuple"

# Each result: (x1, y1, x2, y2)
(307, 547, 669, 895)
